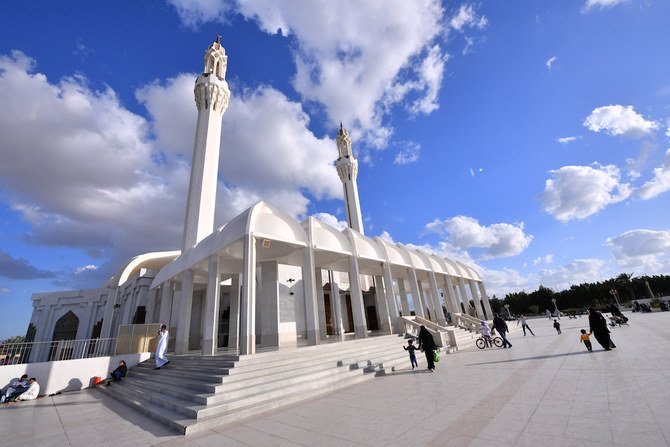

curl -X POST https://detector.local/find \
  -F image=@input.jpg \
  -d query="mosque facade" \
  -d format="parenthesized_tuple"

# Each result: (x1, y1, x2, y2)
(26, 38, 493, 359)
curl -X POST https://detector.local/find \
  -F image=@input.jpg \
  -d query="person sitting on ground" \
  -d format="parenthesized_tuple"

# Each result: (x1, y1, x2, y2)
(0, 374, 28, 403)
(106, 360, 128, 386)
(6, 377, 39, 403)
(480, 321, 493, 347)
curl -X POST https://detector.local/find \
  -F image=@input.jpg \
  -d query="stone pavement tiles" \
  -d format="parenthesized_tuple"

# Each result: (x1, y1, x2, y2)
(2, 312, 670, 446)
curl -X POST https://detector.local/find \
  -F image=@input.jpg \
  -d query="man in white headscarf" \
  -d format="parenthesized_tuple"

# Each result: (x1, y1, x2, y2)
(155, 324, 170, 370)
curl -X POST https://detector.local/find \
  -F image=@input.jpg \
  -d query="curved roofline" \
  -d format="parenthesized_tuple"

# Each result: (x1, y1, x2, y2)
(107, 250, 181, 288)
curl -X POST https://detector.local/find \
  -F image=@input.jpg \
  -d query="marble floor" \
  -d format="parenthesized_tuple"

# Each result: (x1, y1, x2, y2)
(2, 312, 670, 446)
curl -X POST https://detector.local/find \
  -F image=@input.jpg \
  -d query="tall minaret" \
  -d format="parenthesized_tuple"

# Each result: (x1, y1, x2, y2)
(182, 36, 231, 251)
(336, 123, 364, 234)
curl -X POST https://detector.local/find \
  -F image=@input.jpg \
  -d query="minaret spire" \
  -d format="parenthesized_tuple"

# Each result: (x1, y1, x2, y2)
(181, 38, 231, 251)
(336, 123, 364, 234)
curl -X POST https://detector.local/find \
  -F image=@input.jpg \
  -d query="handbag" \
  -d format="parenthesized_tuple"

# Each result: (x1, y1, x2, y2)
(433, 349, 440, 363)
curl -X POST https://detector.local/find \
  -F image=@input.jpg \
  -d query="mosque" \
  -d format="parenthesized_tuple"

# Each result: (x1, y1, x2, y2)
(25, 37, 493, 362)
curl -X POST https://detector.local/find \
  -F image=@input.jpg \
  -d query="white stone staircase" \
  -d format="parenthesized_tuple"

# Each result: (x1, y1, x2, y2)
(96, 334, 410, 435)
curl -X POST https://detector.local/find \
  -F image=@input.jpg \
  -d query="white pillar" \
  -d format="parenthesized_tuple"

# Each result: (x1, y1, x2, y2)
(444, 276, 459, 315)
(239, 234, 257, 355)
(228, 274, 240, 351)
(374, 275, 391, 333)
(348, 257, 368, 338)
(428, 272, 447, 326)
(382, 264, 400, 333)
(458, 277, 471, 314)
(302, 248, 320, 345)
(330, 275, 344, 337)
(407, 268, 425, 318)
(315, 268, 327, 339)
(468, 280, 485, 320)
(398, 279, 411, 316)
(203, 255, 221, 355)
(175, 269, 194, 355)
(479, 282, 494, 320)
(259, 261, 279, 347)
(158, 282, 174, 328)
(100, 287, 119, 339)
(145, 288, 158, 324)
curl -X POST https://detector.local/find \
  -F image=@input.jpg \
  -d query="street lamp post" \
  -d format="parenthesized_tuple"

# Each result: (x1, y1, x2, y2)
(645, 281, 655, 300)
(504, 304, 511, 319)
(610, 289, 620, 308)
(551, 298, 560, 318)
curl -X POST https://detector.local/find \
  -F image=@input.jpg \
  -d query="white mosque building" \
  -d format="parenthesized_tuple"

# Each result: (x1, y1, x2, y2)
(25, 38, 493, 360)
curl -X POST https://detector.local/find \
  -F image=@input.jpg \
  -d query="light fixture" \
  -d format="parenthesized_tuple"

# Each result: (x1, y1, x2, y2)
(261, 239, 271, 248)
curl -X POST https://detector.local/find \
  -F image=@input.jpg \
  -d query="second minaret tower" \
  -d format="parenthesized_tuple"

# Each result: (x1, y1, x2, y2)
(336, 123, 364, 234)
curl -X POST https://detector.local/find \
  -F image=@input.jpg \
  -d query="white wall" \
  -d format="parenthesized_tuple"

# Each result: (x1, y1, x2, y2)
(0, 353, 151, 396)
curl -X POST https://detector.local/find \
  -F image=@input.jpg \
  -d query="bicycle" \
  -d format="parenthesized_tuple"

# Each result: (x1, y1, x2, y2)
(476, 335, 504, 349)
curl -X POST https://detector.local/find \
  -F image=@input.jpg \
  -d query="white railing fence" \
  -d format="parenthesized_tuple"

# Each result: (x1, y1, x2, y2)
(0, 338, 117, 365)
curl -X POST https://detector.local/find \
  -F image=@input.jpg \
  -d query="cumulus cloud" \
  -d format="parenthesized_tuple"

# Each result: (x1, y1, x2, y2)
(394, 142, 421, 165)
(424, 215, 533, 259)
(539, 164, 631, 222)
(449, 4, 488, 31)
(583, 105, 658, 138)
(0, 249, 55, 280)
(637, 148, 670, 199)
(557, 136, 579, 144)
(533, 254, 554, 266)
(166, 0, 233, 28)
(538, 259, 605, 291)
(0, 51, 342, 287)
(606, 229, 670, 272)
(480, 267, 534, 297)
(583, 0, 627, 12)
(545, 56, 558, 69)
(310, 212, 348, 231)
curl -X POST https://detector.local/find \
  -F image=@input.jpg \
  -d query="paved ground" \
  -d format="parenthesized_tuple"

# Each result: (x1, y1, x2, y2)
(3, 312, 670, 446)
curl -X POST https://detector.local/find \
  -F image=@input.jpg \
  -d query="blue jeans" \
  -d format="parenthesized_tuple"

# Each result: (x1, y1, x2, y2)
(409, 353, 418, 368)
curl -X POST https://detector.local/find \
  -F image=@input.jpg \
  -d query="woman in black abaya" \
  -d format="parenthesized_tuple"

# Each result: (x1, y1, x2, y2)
(588, 307, 616, 351)
(417, 325, 437, 371)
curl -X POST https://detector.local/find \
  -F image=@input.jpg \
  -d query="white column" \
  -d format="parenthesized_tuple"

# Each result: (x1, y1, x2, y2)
(457, 277, 471, 314)
(428, 272, 447, 326)
(203, 255, 221, 355)
(453, 284, 464, 313)
(145, 288, 158, 324)
(239, 234, 257, 355)
(100, 287, 119, 339)
(158, 282, 174, 328)
(259, 261, 279, 347)
(407, 268, 425, 318)
(478, 282, 494, 320)
(76, 302, 94, 340)
(382, 264, 400, 333)
(330, 275, 344, 337)
(444, 276, 459, 315)
(374, 275, 391, 333)
(468, 280, 485, 320)
(302, 248, 320, 345)
(348, 256, 368, 338)
(398, 279, 411, 316)
(175, 269, 194, 355)
(315, 268, 327, 340)
(228, 274, 240, 351)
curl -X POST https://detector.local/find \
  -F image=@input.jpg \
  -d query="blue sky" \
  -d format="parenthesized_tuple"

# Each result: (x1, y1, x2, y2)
(1, 0, 669, 339)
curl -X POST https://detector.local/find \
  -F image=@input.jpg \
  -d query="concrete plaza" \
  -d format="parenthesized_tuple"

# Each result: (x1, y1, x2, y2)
(2, 312, 670, 447)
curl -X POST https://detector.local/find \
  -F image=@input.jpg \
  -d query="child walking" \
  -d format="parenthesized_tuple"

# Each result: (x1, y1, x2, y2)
(553, 319, 562, 334)
(403, 339, 419, 369)
(580, 329, 592, 351)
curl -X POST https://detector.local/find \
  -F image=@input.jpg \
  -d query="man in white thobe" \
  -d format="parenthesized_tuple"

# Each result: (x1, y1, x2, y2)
(16, 378, 40, 401)
(155, 324, 170, 370)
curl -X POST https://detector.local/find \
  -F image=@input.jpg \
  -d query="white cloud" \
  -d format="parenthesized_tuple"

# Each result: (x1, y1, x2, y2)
(480, 267, 534, 298)
(449, 4, 488, 31)
(377, 231, 395, 243)
(557, 136, 579, 144)
(539, 164, 631, 222)
(533, 254, 554, 266)
(170, 1, 449, 150)
(424, 215, 533, 259)
(74, 264, 98, 274)
(545, 56, 558, 69)
(311, 212, 348, 231)
(394, 142, 421, 165)
(583, 0, 627, 12)
(0, 51, 342, 286)
(538, 259, 605, 291)
(606, 229, 670, 273)
(166, 0, 233, 28)
(583, 105, 658, 138)
(0, 287, 9, 293)
(637, 148, 670, 199)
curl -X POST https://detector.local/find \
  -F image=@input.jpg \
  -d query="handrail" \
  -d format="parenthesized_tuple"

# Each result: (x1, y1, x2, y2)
(412, 315, 448, 333)
(400, 316, 450, 348)
(0, 338, 117, 365)
(451, 313, 481, 333)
